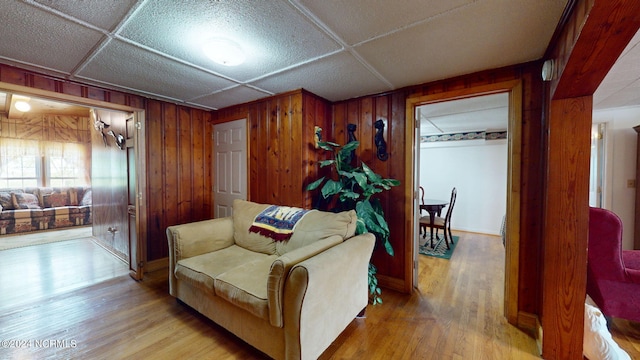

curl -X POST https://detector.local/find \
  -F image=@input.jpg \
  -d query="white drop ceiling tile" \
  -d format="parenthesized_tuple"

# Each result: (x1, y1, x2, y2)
(0, 1, 104, 73)
(355, 0, 566, 89)
(117, 0, 341, 82)
(297, 0, 473, 45)
(251, 52, 391, 102)
(33, 0, 137, 30)
(193, 86, 272, 110)
(76, 39, 236, 102)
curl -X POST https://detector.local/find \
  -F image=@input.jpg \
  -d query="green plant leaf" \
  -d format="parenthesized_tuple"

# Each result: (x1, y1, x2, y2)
(338, 141, 359, 159)
(340, 191, 360, 200)
(362, 162, 382, 183)
(306, 176, 325, 191)
(342, 140, 360, 152)
(321, 179, 342, 199)
(353, 172, 368, 189)
(338, 170, 354, 179)
(356, 218, 367, 235)
(318, 141, 339, 151)
(318, 159, 335, 167)
(384, 179, 401, 187)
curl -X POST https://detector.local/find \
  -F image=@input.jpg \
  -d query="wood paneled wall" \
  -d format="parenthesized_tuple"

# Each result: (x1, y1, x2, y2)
(331, 93, 408, 284)
(145, 100, 213, 261)
(215, 89, 332, 208)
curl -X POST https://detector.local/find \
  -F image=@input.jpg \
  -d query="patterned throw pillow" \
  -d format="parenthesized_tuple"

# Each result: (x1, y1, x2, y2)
(0, 192, 13, 210)
(43, 192, 69, 208)
(11, 192, 41, 209)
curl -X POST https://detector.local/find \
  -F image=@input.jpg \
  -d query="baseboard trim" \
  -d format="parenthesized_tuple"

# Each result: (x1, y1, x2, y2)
(535, 315, 543, 356)
(517, 311, 542, 355)
(377, 274, 406, 293)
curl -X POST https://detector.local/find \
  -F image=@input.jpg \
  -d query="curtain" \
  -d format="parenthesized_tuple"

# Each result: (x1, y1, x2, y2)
(0, 138, 90, 187)
(0, 138, 40, 187)
(42, 141, 91, 186)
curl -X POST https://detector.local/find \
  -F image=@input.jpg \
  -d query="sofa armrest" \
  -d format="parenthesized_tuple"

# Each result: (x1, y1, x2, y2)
(167, 217, 235, 297)
(267, 235, 343, 327)
(167, 217, 235, 262)
(283, 233, 375, 360)
(166, 217, 232, 270)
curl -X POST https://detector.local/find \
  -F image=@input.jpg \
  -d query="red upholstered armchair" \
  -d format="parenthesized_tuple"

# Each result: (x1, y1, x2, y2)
(587, 207, 640, 322)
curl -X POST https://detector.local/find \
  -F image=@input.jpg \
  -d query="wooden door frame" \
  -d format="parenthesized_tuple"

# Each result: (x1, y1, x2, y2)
(0, 81, 147, 278)
(405, 79, 523, 324)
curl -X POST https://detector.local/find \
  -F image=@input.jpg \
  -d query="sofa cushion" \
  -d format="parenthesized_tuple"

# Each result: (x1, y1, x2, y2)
(214, 256, 277, 321)
(0, 209, 44, 220)
(275, 209, 358, 255)
(233, 199, 277, 255)
(175, 245, 271, 294)
(0, 192, 15, 210)
(12, 192, 41, 209)
(43, 192, 69, 208)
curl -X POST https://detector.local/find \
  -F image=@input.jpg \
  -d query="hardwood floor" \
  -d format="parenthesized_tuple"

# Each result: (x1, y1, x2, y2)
(0, 232, 638, 359)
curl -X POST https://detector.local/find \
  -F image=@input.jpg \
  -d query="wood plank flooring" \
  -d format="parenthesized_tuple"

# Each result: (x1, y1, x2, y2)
(0, 231, 638, 359)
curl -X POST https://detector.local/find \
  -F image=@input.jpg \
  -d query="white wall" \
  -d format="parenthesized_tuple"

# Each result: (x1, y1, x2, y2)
(419, 139, 507, 235)
(594, 105, 640, 250)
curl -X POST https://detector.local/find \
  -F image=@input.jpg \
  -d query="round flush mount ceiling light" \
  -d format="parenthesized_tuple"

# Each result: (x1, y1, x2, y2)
(202, 38, 246, 66)
(14, 100, 31, 112)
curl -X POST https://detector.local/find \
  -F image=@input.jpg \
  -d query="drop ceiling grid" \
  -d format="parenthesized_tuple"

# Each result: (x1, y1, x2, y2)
(1, 0, 636, 112)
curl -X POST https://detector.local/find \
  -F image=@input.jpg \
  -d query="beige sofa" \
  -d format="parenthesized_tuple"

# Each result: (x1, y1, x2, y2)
(167, 199, 375, 360)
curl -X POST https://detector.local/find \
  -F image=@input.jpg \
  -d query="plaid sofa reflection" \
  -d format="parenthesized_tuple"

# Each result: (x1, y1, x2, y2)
(0, 186, 92, 235)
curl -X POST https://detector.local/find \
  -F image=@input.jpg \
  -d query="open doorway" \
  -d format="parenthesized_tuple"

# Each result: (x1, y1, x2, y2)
(0, 87, 146, 280)
(406, 80, 523, 325)
(416, 93, 508, 236)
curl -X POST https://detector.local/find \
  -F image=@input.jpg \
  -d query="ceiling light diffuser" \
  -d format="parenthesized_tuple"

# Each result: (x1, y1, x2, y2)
(14, 100, 31, 112)
(202, 38, 246, 66)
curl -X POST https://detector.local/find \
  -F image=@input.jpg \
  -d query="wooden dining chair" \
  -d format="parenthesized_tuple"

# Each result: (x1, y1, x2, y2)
(423, 187, 457, 249)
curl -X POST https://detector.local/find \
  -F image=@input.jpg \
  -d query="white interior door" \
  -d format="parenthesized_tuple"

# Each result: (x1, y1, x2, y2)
(213, 119, 247, 218)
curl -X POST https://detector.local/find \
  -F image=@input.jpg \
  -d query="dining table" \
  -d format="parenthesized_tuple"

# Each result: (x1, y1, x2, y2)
(420, 199, 449, 247)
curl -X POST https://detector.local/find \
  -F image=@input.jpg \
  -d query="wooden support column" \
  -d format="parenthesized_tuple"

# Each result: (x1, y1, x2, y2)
(541, 96, 591, 359)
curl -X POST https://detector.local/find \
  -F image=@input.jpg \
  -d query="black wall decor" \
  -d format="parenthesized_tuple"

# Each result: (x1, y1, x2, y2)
(374, 119, 388, 161)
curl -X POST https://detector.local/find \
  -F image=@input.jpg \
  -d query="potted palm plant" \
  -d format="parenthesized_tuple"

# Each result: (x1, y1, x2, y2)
(306, 140, 400, 304)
